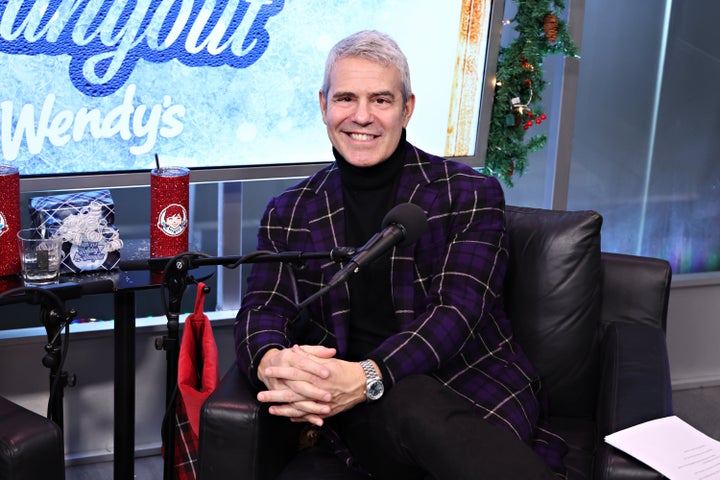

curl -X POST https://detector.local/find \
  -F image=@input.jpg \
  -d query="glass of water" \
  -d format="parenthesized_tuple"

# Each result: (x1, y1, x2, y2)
(17, 228, 63, 286)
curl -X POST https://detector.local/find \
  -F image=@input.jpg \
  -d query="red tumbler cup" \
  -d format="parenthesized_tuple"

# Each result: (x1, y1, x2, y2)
(151, 167, 190, 259)
(0, 164, 21, 277)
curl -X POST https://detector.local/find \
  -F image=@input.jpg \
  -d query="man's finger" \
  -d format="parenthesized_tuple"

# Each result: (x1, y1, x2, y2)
(266, 352, 331, 380)
(268, 400, 331, 418)
(296, 344, 337, 359)
(257, 379, 331, 403)
(263, 365, 331, 388)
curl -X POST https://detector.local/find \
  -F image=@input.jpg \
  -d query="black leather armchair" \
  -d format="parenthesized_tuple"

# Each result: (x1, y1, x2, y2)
(199, 206, 673, 479)
(0, 395, 65, 480)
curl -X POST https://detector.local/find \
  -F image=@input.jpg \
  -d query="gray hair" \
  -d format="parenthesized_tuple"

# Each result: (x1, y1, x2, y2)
(321, 30, 412, 104)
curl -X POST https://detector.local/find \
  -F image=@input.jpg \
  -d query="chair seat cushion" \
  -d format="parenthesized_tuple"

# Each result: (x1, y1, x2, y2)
(549, 416, 596, 480)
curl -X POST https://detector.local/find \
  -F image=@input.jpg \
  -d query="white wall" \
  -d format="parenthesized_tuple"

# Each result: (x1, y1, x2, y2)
(666, 278, 720, 390)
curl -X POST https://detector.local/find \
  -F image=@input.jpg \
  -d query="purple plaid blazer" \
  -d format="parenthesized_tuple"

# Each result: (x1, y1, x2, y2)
(234, 142, 567, 474)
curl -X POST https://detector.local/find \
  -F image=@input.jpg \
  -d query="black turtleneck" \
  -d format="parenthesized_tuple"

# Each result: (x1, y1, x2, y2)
(334, 130, 406, 360)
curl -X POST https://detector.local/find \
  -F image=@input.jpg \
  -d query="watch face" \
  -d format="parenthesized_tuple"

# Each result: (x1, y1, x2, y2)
(367, 380, 384, 401)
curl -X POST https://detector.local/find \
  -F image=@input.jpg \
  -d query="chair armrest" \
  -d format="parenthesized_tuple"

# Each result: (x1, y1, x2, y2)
(594, 321, 672, 479)
(0, 396, 65, 480)
(198, 363, 301, 480)
(601, 252, 671, 331)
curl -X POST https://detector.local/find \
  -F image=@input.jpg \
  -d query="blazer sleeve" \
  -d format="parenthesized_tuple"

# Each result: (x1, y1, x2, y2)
(233, 198, 301, 389)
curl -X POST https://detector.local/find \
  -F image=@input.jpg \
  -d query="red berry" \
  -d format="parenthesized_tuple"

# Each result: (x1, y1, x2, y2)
(540, 114, 547, 120)
(535, 118, 542, 124)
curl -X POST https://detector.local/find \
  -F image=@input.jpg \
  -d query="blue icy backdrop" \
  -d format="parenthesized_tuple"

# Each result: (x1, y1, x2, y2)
(0, 0, 480, 175)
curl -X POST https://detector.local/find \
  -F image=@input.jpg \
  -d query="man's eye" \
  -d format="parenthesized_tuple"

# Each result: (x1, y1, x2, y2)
(376, 98, 391, 105)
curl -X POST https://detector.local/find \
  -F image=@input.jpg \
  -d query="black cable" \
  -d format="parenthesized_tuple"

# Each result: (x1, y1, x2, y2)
(45, 319, 71, 420)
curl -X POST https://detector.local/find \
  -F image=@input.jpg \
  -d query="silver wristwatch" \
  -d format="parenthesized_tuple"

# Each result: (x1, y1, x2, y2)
(359, 359, 384, 402)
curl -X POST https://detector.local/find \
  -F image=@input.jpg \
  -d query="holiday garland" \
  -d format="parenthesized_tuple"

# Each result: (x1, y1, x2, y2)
(482, 0, 578, 186)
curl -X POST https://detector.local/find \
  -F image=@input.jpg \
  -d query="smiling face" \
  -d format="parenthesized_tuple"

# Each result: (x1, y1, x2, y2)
(166, 213, 183, 229)
(319, 56, 415, 168)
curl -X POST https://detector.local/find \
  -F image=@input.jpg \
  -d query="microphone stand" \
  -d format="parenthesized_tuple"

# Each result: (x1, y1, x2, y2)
(156, 248, 353, 480)
(158, 255, 191, 480)
(41, 297, 77, 429)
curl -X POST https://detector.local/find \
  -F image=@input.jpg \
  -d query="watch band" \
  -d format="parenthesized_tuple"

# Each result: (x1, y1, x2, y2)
(359, 359, 384, 401)
(360, 359, 379, 381)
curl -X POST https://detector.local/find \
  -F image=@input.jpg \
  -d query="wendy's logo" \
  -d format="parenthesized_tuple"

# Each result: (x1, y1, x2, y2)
(0, 211, 7, 237)
(157, 203, 188, 237)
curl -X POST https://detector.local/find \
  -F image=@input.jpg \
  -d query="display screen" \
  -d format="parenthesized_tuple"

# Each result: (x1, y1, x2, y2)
(1, 0, 492, 182)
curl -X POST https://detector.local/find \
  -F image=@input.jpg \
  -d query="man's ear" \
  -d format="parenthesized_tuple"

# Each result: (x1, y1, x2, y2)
(319, 90, 328, 124)
(403, 93, 416, 127)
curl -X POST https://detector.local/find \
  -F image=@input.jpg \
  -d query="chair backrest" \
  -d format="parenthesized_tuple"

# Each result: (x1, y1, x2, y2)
(504, 206, 603, 418)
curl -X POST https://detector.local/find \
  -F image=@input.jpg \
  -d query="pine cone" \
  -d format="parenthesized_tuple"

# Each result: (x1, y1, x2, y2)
(543, 13, 559, 43)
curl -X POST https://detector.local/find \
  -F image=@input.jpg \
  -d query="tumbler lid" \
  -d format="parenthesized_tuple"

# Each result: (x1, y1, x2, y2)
(151, 166, 189, 177)
(0, 164, 19, 176)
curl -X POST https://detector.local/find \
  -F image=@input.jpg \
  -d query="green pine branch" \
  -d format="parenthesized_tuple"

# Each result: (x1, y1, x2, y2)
(482, 0, 578, 187)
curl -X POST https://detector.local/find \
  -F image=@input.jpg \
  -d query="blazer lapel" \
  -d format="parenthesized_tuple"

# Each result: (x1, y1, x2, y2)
(304, 169, 353, 354)
(305, 149, 440, 346)
(390, 146, 438, 327)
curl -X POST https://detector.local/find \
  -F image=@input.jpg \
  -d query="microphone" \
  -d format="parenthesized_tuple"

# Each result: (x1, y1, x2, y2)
(327, 202, 428, 288)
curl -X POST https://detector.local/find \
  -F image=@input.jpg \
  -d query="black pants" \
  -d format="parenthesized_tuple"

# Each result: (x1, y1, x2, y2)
(277, 375, 555, 480)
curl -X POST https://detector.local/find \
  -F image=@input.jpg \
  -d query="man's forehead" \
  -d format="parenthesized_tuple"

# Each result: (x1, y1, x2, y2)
(332, 55, 395, 71)
(328, 57, 402, 90)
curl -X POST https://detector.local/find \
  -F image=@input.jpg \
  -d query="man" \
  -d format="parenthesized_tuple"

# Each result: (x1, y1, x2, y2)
(234, 30, 567, 479)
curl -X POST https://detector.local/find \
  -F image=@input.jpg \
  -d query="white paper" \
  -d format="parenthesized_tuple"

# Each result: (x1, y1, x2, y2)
(605, 416, 720, 479)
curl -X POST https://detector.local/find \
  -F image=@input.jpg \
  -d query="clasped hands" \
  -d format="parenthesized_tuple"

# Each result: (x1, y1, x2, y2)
(256, 344, 369, 426)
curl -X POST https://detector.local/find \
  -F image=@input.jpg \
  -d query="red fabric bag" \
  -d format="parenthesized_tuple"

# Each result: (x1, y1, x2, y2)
(168, 282, 219, 480)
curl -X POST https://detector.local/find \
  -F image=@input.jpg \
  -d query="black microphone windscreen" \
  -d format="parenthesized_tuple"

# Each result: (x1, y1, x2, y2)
(381, 203, 428, 247)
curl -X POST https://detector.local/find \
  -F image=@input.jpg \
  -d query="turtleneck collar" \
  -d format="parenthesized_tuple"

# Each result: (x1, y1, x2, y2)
(334, 129, 407, 191)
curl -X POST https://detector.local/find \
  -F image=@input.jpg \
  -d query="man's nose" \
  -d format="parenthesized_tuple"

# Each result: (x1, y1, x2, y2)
(352, 100, 372, 124)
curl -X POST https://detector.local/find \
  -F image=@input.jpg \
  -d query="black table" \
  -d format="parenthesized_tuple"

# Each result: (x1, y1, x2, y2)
(108, 269, 163, 480)
(57, 239, 171, 480)
(0, 244, 186, 480)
